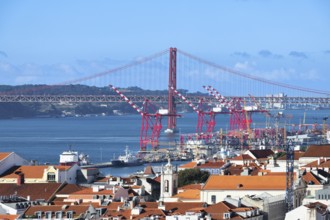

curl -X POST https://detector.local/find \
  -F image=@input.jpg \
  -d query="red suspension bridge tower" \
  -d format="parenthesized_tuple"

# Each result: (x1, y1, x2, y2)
(167, 47, 177, 132)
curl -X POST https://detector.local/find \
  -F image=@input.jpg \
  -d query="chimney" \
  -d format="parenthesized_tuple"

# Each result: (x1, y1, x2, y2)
(16, 172, 24, 186)
(92, 186, 99, 192)
(318, 158, 321, 166)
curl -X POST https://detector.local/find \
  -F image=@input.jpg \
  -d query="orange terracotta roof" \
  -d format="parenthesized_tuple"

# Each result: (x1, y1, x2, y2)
(231, 154, 254, 161)
(0, 152, 11, 161)
(56, 184, 86, 195)
(303, 145, 330, 157)
(227, 165, 243, 175)
(71, 187, 113, 195)
(302, 172, 321, 185)
(67, 194, 94, 200)
(164, 202, 205, 215)
(106, 202, 124, 210)
(94, 177, 110, 183)
(153, 176, 161, 183)
(203, 175, 286, 190)
(198, 161, 225, 168)
(204, 201, 230, 213)
(140, 202, 159, 209)
(0, 214, 19, 220)
(0, 183, 62, 201)
(179, 183, 203, 190)
(173, 189, 200, 200)
(265, 172, 287, 176)
(179, 161, 197, 169)
(104, 209, 131, 219)
(0, 165, 72, 179)
(131, 209, 166, 219)
(144, 165, 155, 175)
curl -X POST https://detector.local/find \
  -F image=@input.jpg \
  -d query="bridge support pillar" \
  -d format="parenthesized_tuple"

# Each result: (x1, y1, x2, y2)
(168, 47, 177, 131)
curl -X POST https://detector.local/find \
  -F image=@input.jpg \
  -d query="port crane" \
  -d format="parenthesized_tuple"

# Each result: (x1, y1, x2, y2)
(110, 84, 180, 151)
(170, 86, 221, 141)
(203, 85, 245, 130)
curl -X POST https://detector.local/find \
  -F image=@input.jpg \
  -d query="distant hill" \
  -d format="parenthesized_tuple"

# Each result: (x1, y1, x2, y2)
(0, 85, 195, 118)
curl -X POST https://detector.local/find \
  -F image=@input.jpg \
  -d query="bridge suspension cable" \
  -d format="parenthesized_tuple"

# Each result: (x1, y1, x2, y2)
(177, 49, 330, 96)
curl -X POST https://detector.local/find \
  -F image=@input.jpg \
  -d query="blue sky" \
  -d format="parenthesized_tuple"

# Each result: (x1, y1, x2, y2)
(0, 0, 329, 93)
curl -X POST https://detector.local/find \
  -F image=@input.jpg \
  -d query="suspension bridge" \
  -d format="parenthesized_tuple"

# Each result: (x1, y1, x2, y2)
(0, 47, 329, 134)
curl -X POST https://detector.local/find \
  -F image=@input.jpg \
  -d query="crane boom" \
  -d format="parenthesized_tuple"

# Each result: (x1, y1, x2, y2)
(170, 86, 200, 112)
(109, 84, 143, 115)
(110, 84, 163, 151)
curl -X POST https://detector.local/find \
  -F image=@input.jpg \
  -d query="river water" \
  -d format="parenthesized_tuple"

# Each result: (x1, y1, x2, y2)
(0, 109, 328, 176)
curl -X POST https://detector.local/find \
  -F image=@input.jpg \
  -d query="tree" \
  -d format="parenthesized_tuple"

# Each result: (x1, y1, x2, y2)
(178, 168, 210, 187)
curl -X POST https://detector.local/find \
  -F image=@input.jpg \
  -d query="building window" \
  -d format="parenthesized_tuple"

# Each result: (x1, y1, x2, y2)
(211, 195, 216, 204)
(66, 211, 73, 218)
(223, 212, 230, 219)
(47, 172, 56, 182)
(55, 211, 62, 219)
(165, 180, 169, 192)
(35, 211, 42, 219)
(45, 211, 52, 219)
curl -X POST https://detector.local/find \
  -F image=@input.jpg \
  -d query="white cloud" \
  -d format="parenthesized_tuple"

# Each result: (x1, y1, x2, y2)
(233, 61, 320, 82)
(234, 61, 256, 71)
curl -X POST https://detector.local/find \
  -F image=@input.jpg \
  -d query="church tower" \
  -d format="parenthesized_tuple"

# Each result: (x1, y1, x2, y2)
(159, 159, 178, 201)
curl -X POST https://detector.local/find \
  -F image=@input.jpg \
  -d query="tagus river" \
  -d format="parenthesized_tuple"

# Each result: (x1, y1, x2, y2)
(0, 110, 328, 176)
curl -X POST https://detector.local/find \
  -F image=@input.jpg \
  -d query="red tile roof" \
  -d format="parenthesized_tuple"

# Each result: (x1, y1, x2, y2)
(302, 172, 321, 185)
(178, 183, 203, 190)
(132, 209, 166, 219)
(56, 183, 86, 195)
(153, 176, 161, 183)
(0, 214, 19, 220)
(71, 187, 113, 195)
(139, 202, 159, 209)
(204, 201, 230, 214)
(203, 175, 286, 190)
(94, 177, 110, 183)
(144, 165, 155, 175)
(0, 165, 72, 179)
(179, 161, 197, 169)
(303, 145, 330, 157)
(0, 152, 11, 161)
(104, 209, 131, 219)
(198, 161, 225, 168)
(173, 189, 200, 200)
(231, 154, 254, 161)
(164, 202, 205, 215)
(0, 183, 63, 201)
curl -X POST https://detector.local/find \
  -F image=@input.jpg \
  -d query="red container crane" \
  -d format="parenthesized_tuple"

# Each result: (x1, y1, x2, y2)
(170, 86, 219, 141)
(110, 84, 179, 151)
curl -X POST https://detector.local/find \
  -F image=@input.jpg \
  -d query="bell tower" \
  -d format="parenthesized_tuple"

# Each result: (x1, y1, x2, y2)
(159, 158, 178, 201)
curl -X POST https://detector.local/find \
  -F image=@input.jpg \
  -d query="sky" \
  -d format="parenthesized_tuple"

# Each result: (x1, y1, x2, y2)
(0, 0, 329, 93)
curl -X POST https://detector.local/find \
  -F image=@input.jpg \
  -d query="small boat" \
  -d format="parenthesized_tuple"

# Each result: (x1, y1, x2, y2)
(111, 146, 144, 167)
